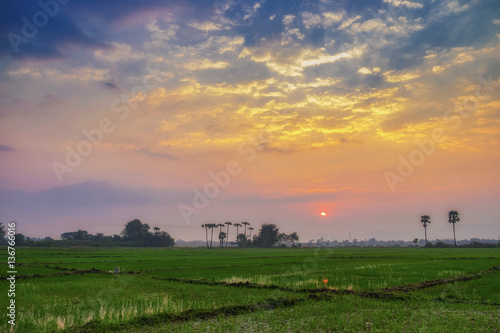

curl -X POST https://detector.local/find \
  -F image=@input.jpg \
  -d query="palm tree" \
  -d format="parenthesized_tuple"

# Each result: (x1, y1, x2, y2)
(218, 231, 227, 247)
(448, 210, 460, 246)
(201, 224, 209, 248)
(217, 223, 225, 247)
(420, 215, 431, 246)
(242, 221, 250, 238)
(233, 223, 242, 241)
(208, 223, 216, 248)
(248, 227, 254, 240)
(153, 227, 160, 236)
(224, 222, 232, 247)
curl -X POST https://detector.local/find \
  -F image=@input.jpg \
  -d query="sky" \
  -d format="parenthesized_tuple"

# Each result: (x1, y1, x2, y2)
(0, 0, 499, 242)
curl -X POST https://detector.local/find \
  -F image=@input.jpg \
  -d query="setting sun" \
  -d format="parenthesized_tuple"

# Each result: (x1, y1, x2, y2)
(321, 212, 326, 216)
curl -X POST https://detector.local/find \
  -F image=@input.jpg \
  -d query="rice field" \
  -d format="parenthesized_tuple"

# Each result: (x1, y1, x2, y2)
(1, 247, 499, 332)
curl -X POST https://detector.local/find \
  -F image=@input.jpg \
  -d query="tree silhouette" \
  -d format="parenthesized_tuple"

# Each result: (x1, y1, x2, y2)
(0, 223, 5, 241)
(420, 215, 431, 246)
(208, 223, 216, 248)
(224, 222, 232, 247)
(289, 232, 299, 246)
(413, 238, 419, 247)
(253, 224, 280, 248)
(448, 210, 460, 246)
(217, 223, 225, 247)
(218, 231, 227, 246)
(153, 227, 160, 236)
(233, 223, 242, 241)
(242, 221, 250, 238)
(248, 227, 254, 240)
(201, 224, 209, 248)
(237, 233, 247, 248)
(122, 219, 150, 240)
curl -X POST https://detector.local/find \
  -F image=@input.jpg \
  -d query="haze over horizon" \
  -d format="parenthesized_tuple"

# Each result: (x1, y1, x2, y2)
(1, 0, 499, 242)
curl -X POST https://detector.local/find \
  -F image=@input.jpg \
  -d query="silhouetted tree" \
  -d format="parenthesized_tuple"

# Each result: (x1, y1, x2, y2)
(218, 231, 227, 247)
(153, 227, 160, 236)
(233, 223, 242, 241)
(248, 227, 254, 240)
(122, 219, 150, 240)
(242, 221, 250, 237)
(224, 222, 232, 247)
(149, 230, 175, 247)
(253, 224, 280, 248)
(217, 223, 224, 247)
(277, 233, 288, 247)
(201, 224, 209, 248)
(14, 233, 25, 244)
(208, 223, 216, 248)
(421, 215, 431, 245)
(413, 238, 419, 247)
(448, 210, 460, 246)
(0, 222, 5, 241)
(237, 233, 247, 248)
(61, 229, 89, 240)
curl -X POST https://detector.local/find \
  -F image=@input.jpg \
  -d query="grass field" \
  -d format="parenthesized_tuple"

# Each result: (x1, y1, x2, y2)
(1, 247, 499, 332)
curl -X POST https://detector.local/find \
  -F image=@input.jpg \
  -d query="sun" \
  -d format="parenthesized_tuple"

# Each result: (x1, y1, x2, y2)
(320, 212, 326, 216)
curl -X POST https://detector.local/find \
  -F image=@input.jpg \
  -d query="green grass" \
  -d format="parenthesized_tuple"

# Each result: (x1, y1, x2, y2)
(1, 247, 499, 332)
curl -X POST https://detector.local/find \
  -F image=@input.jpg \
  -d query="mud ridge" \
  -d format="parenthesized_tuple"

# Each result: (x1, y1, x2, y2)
(0, 268, 107, 280)
(382, 265, 499, 293)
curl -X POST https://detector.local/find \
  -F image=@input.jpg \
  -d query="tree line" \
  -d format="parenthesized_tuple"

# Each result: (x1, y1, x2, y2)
(0, 219, 174, 247)
(201, 222, 299, 248)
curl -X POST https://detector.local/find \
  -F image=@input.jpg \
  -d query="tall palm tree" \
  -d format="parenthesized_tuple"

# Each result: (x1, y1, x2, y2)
(201, 224, 209, 248)
(208, 223, 216, 248)
(233, 223, 242, 241)
(248, 227, 254, 240)
(224, 222, 232, 247)
(217, 223, 225, 247)
(448, 210, 460, 246)
(242, 221, 250, 238)
(420, 215, 431, 246)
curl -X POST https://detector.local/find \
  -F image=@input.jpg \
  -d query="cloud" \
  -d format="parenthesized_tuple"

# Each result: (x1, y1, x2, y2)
(188, 21, 227, 31)
(103, 81, 120, 90)
(383, 0, 424, 10)
(135, 148, 178, 160)
(0, 181, 188, 212)
(184, 59, 230, 71)
(7, 66, 108, 81)
(223, 191, 337, 205)
(0, 2, 108, 60)
(94, 42, 144, 62)
(301, 11, 344, 29)
(0, 144, 16, 152)
(283, 14, 295, 26)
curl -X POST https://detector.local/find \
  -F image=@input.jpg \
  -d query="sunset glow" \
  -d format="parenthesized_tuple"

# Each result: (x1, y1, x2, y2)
(0, 0, 499, 242)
